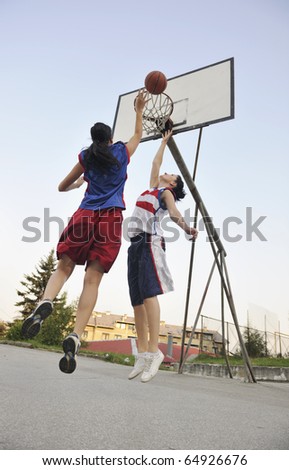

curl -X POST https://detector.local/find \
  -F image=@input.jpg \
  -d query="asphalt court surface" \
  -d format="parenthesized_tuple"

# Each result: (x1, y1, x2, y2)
(1, 344, 289, 450)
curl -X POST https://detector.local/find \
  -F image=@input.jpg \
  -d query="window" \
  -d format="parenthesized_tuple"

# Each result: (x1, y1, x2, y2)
(203, 333, 213, 340)
(102, 333, 110, 340)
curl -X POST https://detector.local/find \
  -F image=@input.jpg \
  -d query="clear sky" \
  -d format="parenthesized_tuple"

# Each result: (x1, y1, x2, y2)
(0, 0, 288, 335)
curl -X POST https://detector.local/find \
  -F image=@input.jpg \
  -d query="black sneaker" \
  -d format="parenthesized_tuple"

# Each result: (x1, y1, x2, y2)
(59, 333, 81, 374)
(21, 300, 53, 339)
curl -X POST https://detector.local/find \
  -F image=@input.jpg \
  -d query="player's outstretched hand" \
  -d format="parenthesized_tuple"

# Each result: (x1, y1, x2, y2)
(135, 89, 149, 113)
(189, 227, 198, 241)
(162, 129, 173, 143)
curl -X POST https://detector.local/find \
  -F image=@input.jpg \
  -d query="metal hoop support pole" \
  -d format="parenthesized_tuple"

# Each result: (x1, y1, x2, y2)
(220, 252, 233, 379)
(179, 220, 197, 370)
(179, 258, 217, 373)
(179, 129, 202, 370)
(221, 253, 257, 382)
(167, 136, 256, 383)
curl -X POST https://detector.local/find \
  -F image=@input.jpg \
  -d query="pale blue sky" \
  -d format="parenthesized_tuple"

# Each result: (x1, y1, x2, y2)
(0, 0, 288, 334)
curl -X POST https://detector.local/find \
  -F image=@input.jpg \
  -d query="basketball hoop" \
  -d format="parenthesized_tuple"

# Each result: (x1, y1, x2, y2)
(135, 92, 174, 136)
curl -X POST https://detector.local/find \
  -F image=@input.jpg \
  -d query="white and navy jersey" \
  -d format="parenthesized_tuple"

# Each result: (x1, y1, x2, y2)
(127, 187, 174, 238)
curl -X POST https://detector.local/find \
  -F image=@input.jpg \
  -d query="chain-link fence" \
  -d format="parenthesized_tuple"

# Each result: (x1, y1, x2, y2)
(199, 314, 289, 357)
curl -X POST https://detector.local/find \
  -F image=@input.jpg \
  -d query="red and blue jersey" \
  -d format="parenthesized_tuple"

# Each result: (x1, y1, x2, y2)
(78, 141, 130, 210)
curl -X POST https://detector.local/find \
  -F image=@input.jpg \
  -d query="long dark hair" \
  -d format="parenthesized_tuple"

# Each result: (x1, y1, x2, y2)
(83, 122, 120, 171)
(172, 175, 186, 201)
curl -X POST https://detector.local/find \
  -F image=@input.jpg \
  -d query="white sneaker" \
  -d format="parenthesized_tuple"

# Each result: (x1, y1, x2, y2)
(141, 350, 164, 383)
(128, 353, 147, 380)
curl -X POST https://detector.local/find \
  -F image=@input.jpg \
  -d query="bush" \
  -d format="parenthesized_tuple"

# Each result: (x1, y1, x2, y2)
(5, 320, 23, 341)
(0, 321, 7, 338)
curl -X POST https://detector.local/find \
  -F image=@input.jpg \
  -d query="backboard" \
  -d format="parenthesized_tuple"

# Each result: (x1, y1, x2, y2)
(112, 58, 234, 143)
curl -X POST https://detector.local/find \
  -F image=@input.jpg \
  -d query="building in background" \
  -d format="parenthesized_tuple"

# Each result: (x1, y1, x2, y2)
(81, 311, 223, 355)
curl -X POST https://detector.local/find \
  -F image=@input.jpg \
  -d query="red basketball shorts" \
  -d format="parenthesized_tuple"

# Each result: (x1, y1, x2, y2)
(57, 207, 123, 272)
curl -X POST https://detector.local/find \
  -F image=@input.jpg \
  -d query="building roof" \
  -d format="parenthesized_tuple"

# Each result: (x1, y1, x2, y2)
(87, 310, 220, 339)
(87, 312, 135, 329)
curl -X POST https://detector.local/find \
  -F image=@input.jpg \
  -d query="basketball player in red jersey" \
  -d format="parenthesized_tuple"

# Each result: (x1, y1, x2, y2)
(22, 90, 147, 374)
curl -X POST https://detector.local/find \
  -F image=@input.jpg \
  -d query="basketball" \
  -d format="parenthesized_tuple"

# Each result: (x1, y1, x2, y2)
(145, 71, 167, 95)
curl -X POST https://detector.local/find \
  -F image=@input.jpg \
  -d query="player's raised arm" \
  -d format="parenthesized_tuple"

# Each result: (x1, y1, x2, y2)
(162, 189, 198, 239)
(149, 130, 173, 188)
(58, 162, 84, 192)
(126, 89, 148, 157)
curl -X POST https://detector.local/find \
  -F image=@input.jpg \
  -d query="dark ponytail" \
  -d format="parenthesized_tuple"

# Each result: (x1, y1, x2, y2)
(172, 175, 186, 201)
(83, 122, 121, 171)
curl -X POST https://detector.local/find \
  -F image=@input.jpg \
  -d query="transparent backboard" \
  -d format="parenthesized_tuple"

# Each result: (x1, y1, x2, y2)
(112, 58, 234, 143)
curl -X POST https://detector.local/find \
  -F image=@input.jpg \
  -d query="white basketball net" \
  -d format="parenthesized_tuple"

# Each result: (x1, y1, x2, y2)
(142, 93, 174, 135)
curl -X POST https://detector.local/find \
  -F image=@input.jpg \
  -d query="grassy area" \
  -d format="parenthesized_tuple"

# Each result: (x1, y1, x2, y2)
(2, 340, 289, 368)
(1, 340, 171, 369)
(191, 353, 289, 368)
(79, 349, 136, 366)
(1, 339, 136, 367)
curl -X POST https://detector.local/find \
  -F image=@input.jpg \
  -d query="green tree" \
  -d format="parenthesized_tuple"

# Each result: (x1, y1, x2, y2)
(243, 327, 267, 358)
(0, 321, 7, 338)
(39, 294, 77, 345)
(14, 249, 76, 346)
(16, 249, 57, 315)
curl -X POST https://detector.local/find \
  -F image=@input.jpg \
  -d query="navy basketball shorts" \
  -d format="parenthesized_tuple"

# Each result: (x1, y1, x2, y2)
(127, 233, 174, 306)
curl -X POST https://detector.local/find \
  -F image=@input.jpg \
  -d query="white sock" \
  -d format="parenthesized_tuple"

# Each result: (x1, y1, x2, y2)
(137, 352, 147, 358)
(153, 351, 159, 355)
